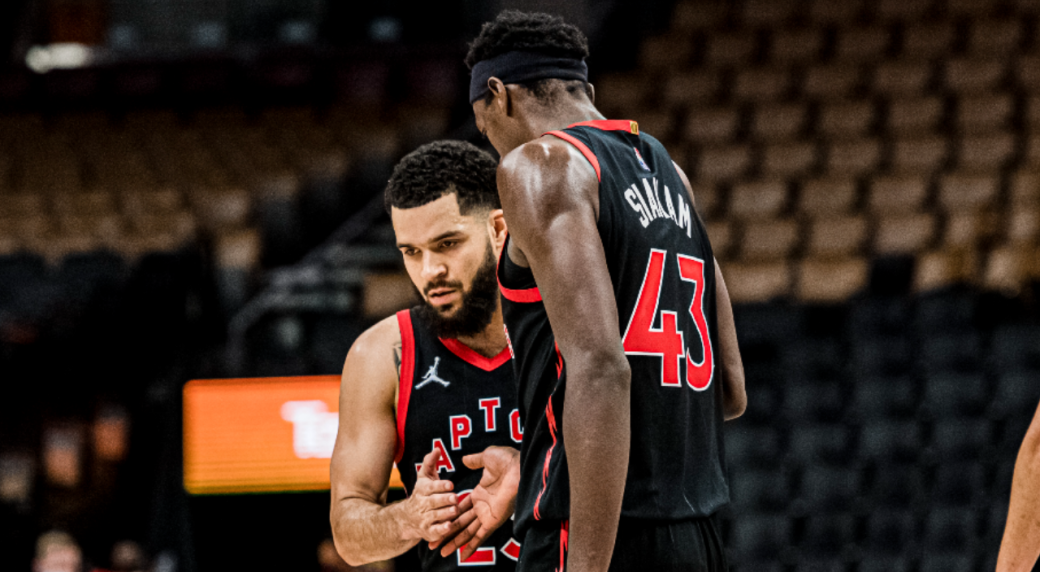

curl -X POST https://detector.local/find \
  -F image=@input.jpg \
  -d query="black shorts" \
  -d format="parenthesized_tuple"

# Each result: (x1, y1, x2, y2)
(517, 514, 727, 572)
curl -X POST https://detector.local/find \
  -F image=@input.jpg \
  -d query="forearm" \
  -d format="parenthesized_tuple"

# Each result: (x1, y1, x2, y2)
(714, 265, 746, 420)
(562, 356, 631, 572)
(997, 410, 1040, 572)
(331, 497, 420, 566)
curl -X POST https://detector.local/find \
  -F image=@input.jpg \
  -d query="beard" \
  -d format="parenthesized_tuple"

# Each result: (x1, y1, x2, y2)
(415, 240, 500, 339)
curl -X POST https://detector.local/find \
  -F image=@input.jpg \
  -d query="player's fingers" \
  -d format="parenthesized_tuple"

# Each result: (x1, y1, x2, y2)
(458, 521, 491, 561)
(444, 516, 482, 558)
(424, 505, 458, 526)
(462, 452, 485, 470)
(413, 477, 453, 497)
(419, 448, 442, 480)
(424, 492, 458, 510)
(430, 508, 478, 553)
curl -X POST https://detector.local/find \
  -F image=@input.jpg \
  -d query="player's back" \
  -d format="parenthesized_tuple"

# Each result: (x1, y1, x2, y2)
(499, 119, 728, 537)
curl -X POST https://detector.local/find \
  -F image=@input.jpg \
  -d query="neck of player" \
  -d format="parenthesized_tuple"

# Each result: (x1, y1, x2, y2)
(455, 300, 507, 358)
(522, 98, 605, 146)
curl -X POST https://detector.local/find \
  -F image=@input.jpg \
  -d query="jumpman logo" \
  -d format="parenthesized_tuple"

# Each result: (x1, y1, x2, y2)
(415, 357, 451, 389)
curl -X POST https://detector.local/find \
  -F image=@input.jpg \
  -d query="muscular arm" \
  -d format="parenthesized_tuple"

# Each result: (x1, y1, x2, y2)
(674, 162, 746, 420)
(329, 317, 456, 565)
(499, 139, 631, 572)
(997, 400, 1040, 572)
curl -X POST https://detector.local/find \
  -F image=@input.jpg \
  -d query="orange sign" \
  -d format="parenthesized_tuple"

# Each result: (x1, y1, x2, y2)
(183, 376, 402, 494)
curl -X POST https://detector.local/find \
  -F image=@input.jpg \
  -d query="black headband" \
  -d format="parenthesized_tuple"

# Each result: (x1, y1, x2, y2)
(469, 51, 588, 104)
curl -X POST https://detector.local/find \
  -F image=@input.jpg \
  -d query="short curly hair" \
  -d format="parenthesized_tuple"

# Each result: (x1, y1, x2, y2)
(385, 140, 500, 215)
(465, 11, 590, 103)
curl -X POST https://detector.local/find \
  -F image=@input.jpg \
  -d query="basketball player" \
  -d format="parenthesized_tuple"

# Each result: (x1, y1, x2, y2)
(451, 11, 748, 572)
(996, 400, 1040, 572)
(329, 140, 523, 571)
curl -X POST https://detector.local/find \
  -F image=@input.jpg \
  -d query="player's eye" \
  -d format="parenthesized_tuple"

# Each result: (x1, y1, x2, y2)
(401, 248, 418, 257)
(439, 240, 456, 249)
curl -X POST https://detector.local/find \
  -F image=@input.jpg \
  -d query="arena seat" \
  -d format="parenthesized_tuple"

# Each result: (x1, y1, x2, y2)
(835, 27, 893, 62)
(877, 0, 934, 21)
(639, 34, 694, 71)
(1009, 170, 1040, 206)
(1017, 56, 1040, 91)
(859, 419, 924, 461)
(922, 506, 979, 550)
(849, 375, 918, 420)
(726, 514, 792, 562)
(664, 71, 720, 110)
(762, 142, 818, 178)
(797, 513, 856, 558)
(809, 0, 863, 23)
(824, 138, 883, 176)
(989, 371, 1040, 418)
(729, 469, 790, 513)
(794, 465, 862, 513)
(866, 461, 926, 507)
(886, 95, 945, 135)
(803, 64, 863, 100)
(705, 220, 734, 256)
(804, 215, 870, 257)
(944, 57, 1007, 93)
(930, 462, 987, 506)
(918, 552, 976, 572)
(818, 100, 877, 140)
(696, 145, 753, 182)
(868, 175, 929, 214)
(798, 178, 859, 216)
(873, 213, 939, 255)
(733, 68, 792, 103)
(704, 32, 757, 68)
(930, 418, 994, 460)
(989, 324, 1040, 370)
(919, 335, 984, 374)
(684, 106, 740, 144)
(955, 133, 1016, 171)
(722, 260, 793, 302)
(849, 334, 914, 376)
(795, 256, 870, 302)
(725, 425, 784, 469)
(671, 0, 727, 32)
(769, 28, 825, 65)
(739, 218, 801, 261)
(858, 556, 912, 572)
(955, 93, 1013, 133)
(781, 382, 845, 423)
(900, 22, 956, 61)
(751, 102, 808, 142)
(890, 135, 951, 174)
(967, 19, 1024, 56)
(741, 0, 800, 27)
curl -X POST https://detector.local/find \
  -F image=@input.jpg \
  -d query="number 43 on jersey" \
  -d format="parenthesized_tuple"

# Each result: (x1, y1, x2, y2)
(623, 249, 714, 390)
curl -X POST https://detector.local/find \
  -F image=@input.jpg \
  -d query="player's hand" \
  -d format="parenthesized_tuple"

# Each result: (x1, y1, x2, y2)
(433, 446, 520, 559)
(403, 448, 458, 543)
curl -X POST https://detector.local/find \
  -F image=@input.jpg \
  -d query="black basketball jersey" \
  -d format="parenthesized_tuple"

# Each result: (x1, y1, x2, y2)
(497, 120, 729, 539)
(394, 307, 522, 571)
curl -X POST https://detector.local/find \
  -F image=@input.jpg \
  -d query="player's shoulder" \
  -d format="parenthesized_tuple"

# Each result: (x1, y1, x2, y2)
(498, 135, 597, 201)
(342, 313, 403, 375)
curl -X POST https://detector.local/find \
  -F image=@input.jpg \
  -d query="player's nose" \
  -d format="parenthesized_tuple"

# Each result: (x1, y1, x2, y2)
(420, 252, 448, 281)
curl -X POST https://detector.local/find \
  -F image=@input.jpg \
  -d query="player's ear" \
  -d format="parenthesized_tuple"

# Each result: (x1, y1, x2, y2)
(487, 77, 508, 116)
(487, 208, 507, 253)
(586, 82, 595, 104)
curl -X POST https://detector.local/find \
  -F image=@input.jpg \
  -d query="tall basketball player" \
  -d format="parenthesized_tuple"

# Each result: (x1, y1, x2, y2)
(329, 141, 523, 571)
(455, 11, 747, 572)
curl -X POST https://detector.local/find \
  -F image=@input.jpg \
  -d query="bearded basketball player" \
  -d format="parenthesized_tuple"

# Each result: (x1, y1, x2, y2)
(448, 11, 748, 572)
(330, 141, 523, 571)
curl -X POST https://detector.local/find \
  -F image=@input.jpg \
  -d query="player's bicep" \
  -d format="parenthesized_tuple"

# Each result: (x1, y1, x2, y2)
(331, 324, 400, 505)
(502, 147, 624, 367)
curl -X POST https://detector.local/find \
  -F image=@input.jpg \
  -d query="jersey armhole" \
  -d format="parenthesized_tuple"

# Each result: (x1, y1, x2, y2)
(497, 233, 543, 303)
(394, 309, 415, 464)
(544, 130, 602, 182)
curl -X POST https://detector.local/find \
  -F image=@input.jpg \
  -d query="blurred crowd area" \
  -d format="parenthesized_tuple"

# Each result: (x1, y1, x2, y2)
(0, 0, 1038, 571)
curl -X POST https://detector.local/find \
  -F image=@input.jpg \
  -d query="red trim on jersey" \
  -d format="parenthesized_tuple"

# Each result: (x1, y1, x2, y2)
(557, 520, 569, 572)
(394, 310, 416, 464)
(567, 119, 639, 134)
(544, 130, 601, 182)
(533, 395, 560, 521)
(438, 337, 511, 372)
(497, 233, 542, 303)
